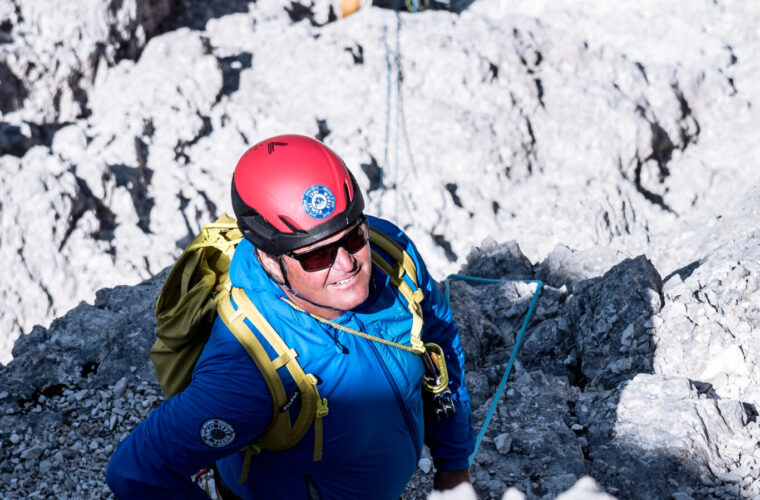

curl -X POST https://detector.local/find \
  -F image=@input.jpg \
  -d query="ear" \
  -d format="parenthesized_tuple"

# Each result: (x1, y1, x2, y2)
(255, 249, 285, 282)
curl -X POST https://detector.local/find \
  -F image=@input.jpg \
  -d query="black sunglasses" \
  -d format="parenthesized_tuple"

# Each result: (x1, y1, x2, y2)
(286, 217, 369, 272)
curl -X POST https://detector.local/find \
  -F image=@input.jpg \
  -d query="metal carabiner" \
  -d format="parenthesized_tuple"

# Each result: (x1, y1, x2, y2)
(422, 343, 448, 393)
(421, 343, 456, 420)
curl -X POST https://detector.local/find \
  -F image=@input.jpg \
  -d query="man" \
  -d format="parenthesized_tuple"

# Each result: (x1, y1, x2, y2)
(106, 134, 474, 499)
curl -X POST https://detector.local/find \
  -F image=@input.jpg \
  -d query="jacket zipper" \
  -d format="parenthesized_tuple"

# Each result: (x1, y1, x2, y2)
(368, 341, 422, 459)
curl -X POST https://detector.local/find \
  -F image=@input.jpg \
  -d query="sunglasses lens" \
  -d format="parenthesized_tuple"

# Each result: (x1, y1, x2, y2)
(298, 246, 337, 271)
(344, 224, 367, 253)
(292, 219, 368, 272)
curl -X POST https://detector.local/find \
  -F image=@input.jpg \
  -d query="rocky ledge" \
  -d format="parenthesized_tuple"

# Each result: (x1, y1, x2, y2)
(1, 186, 758, 499)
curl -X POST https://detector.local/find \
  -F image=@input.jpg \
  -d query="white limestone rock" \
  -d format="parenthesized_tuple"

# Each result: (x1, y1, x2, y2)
(0, 0, 178, 123)
(1, 1, 760, 499)
(614, 373, 760, 496)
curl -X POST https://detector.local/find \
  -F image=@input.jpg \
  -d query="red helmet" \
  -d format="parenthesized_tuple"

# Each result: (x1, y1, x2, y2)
(231, 134, 365, 254)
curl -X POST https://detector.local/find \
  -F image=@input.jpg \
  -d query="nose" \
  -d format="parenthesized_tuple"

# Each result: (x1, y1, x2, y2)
(331, 245, 356, 272)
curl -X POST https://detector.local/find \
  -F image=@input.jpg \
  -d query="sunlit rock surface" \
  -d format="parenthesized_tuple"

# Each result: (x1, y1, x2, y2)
(1, 0, 759, 498)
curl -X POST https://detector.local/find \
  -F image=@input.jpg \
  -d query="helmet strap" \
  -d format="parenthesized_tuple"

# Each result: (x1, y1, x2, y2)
(275, 256, 345, 313)
(276, 256, 292, 289)
(254, 247, 350, 314)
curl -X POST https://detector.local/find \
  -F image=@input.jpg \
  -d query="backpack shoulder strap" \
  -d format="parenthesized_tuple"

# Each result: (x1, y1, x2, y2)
(368, 228, 420, 287)
(217, 287, 327, 482)
(368, 228, 453, 402)
(369, 228, 425, 353)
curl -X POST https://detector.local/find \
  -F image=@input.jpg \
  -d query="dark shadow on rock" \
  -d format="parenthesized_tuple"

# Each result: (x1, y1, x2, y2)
(0, 269, 167, 405)
(583, 441, 713, 499)
(743, 403, 758, 424)
(444, 241, 740, 499)
(691, 379, 721, 401)
(432, 233, 458, 262)
(0, 61, 26, 114)
(108, 162, 154, 234)
(0, 121, 70, 157)
(156, 0, 255, 33)
(566, 255, 662, 390)
(459, 241, 534, 282)
(218, 52, 253, 98)
(360, 155, 383, 192)
(663, 259, 700, 283)
(55, 174, 117, 252)
(0, 122, 33, 156)
(0, 271, 167, 496)
(372, 0, 477, 14)
(285, 1, 323, 25)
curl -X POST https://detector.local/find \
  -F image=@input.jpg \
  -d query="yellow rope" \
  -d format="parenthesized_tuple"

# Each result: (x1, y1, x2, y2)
(281, 298, 425, 355)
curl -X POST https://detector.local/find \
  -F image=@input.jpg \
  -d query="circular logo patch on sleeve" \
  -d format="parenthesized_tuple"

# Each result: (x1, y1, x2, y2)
(199, 418, 237, 448)
(302, 185, 336, 219)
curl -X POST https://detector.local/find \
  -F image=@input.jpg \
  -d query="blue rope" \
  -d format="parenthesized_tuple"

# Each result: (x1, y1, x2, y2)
(381, 25, 391, 193)
(394, 11, 401, 224)
(443, 274, 543, 465)
(380, 4, 417, 224)
(380, 13, 401, 223)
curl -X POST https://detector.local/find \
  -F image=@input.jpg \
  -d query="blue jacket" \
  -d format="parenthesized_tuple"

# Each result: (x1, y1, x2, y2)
(107, 216, 474, 499)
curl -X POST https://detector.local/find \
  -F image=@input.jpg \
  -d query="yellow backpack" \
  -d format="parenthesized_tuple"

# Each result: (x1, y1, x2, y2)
(150, 214, 428, 482)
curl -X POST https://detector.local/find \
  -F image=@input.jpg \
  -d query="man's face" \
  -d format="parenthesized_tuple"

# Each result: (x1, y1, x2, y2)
(279, 218, 372, 318)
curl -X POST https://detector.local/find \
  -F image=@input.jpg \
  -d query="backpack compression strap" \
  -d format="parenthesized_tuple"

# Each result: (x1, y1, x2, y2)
(186, 216, 241, 256)
(217, 287, 328, 482)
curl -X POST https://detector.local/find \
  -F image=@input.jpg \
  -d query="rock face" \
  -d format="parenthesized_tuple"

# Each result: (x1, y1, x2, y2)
(1, 183, 759, 499)
(1, 0, 760, 499)
(1, 0, 759, 365)
(0, 0, 179, 123)
(0, 272, 163, 499)
(653, 185, 760, 408)
(446, 199, 760, 499)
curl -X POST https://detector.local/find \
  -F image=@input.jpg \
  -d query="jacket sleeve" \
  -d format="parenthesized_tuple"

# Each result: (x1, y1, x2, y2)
(106, 318, 273, 499)
(416, 250, 475, 471)
(374, 219, 475, 471)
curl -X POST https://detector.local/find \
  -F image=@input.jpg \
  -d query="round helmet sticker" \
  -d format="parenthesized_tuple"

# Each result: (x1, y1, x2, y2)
(199, 418, 237, 448)
(302, 185, 336, 219)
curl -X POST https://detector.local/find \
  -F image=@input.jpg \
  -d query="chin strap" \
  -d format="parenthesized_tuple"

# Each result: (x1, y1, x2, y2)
(269, 255, 346, 313)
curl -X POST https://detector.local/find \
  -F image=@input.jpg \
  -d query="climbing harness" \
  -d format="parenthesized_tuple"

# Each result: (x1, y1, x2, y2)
(442, 274, 543, 465)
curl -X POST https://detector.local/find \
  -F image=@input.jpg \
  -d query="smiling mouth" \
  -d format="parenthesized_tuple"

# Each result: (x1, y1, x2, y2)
(331, 273, 358, 288)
